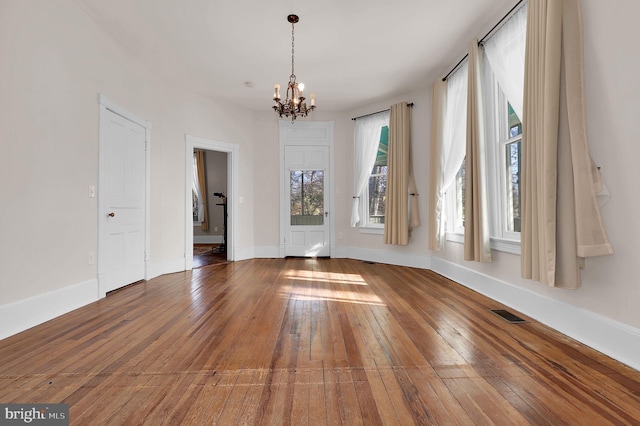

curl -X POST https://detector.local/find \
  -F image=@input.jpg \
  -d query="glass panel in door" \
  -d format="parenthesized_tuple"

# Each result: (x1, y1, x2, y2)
(290, 170, 324, 226)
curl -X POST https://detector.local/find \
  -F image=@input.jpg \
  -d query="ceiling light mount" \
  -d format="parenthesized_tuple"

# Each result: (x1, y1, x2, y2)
(273, 14, 316, 122)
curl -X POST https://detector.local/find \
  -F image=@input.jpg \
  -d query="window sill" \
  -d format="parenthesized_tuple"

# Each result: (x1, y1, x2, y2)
(490, 237, 521, 255)
(445, 232, 521, 255)
(360, 226, 384, 235)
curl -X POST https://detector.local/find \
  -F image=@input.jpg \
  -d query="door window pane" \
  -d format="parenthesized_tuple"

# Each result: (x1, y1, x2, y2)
(290, 170, 324, 225)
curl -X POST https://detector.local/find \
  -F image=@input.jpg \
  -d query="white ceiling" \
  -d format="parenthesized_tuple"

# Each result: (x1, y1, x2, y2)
(73, 0, 517, 112)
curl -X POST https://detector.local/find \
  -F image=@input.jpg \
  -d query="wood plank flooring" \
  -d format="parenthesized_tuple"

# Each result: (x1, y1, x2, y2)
(1, 258, 639, 425)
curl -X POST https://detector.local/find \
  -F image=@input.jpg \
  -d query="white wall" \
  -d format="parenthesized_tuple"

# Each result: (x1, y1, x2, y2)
(0, 0, 254, 312)
(251, 110, 353, 256)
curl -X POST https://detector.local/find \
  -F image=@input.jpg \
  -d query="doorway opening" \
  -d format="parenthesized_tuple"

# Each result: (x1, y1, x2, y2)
(192, 149, 228, 268)
(185, 135, 239, 270)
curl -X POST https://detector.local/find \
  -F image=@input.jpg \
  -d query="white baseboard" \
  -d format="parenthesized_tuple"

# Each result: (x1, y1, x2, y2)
(343, 246, 432, 270)
(430, 256, 640, 371)
(253, 246, 279, 258)
(0, 278, 98, 340)
(332, 246, 349, 258)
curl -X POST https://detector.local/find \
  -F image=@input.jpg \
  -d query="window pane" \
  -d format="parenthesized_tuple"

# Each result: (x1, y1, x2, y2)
(290, 170, 324, 226)
(370, 165, 387, 176)
(368, 174, 386, 224)
(365, 126, 388, 226)
(372, 126, 389, 169)
(505, 140, 521, 232)
(508, 103, 522, 138)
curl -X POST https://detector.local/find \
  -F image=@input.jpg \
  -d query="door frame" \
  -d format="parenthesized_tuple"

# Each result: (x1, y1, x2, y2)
(185, 135, 239, 269)
(97, 94, 151, 298)
(279, 120, 335, 258)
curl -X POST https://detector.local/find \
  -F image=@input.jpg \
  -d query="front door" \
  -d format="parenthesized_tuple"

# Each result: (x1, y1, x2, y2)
(285, 145, 330, 257)
(98, 107, 147, 295)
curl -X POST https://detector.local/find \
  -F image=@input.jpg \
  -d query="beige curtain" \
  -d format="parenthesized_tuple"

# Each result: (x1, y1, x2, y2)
(464, 39, 492, 263)
(195, 150, 209, 231)
(521, 0, 612, 289)
(384, 102, 414, 245)
(409, 152, 421, 230)
(428, 80, 448, 251)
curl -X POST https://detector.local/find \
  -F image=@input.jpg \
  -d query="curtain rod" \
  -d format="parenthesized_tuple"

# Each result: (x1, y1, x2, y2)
(442, 0, 525, 81)
(351, 103, 414, 121)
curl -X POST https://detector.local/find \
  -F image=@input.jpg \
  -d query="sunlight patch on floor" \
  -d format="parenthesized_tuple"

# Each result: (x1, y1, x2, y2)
(281, 268, 385, 305)
(284, 269, 369, 286)
(280, 285, 386, 306)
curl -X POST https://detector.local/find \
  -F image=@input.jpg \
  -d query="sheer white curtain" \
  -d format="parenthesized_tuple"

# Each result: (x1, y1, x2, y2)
(428, 61, 469, 250)
(443, 61, 469, 192)
(483, 2, 528, 120)
(351, 111, 390, 227)
(192, 153, 205, 223)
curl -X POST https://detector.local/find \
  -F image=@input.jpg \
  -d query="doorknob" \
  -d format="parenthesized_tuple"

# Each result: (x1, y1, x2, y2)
(108, 212, 115, 217)
(325, 212, 329, 217)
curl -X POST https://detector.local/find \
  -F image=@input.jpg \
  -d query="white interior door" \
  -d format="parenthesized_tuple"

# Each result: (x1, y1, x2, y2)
(285, 145, 330, 257)
(99, 107, 147, 295)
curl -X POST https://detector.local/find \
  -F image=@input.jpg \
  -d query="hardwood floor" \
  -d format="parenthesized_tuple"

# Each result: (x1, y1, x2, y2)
(1, 258, 638, 425)
(193, 244, 228, 268)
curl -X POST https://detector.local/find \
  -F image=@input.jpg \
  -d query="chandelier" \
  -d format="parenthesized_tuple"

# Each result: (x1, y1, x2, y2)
(273, 14, 316, 121)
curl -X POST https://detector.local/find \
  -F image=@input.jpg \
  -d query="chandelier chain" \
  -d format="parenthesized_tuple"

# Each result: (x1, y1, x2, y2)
(290, 21, 295, 79)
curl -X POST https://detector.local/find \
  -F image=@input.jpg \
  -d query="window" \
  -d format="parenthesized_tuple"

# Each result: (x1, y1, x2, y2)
(442, 4, 526, 253)
(364, 125, 389, 226)
(504, 102, 522, 235)
(487, 82, 523, 242)
(445, 158, 466, 236)
(352, 110, 389, 231)
(445, 94, 523, 245)
(483, 2, 526, 246)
